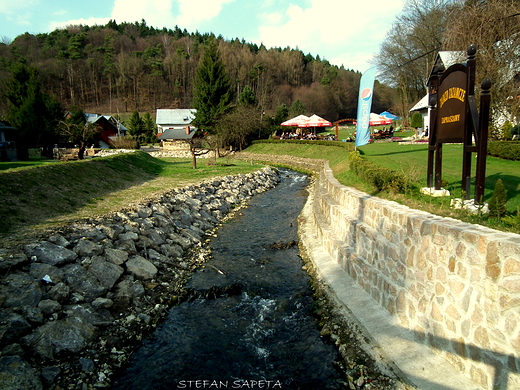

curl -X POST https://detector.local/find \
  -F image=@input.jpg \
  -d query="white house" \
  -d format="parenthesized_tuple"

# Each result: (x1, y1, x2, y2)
(156, 109, 196, 133)
(156, 108, 198, 148)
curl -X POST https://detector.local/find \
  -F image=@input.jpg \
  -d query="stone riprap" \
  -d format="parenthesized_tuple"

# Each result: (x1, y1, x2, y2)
(306, 162, 520, 390)
(0, 167, 279, 390)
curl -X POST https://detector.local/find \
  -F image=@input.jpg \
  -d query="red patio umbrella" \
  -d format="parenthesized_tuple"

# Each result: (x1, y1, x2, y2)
(354, 113, 393, 126)
(280, 115, 310, 126)
(297, 114, 332, 128)
(368, 113, 393, 126)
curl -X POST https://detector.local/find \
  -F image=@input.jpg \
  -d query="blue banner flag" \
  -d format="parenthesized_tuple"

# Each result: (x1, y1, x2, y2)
(355, 66, 377, 147)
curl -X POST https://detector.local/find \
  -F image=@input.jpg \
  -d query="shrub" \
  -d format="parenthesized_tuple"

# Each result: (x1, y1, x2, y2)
(512, 124, 520, 138)
(348, 151, 409, 193)
(410, 112, 423, 129)
(501, 121, 513, 140)
(252, 139, 355, 151)
(488, 179, 507, 218)
(487, 141, 520, 161)
(110, 137, 139, 149)
(502, 208, 520, 229)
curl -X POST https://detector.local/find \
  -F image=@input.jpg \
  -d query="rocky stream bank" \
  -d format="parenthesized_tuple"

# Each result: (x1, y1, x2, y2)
(0, 168, 280, 390)
(1, 161, 405, 390)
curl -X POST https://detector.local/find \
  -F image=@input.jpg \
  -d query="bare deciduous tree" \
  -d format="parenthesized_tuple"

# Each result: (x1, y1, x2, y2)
(443, 0, 520, 129)
(374, 0, 459, 120)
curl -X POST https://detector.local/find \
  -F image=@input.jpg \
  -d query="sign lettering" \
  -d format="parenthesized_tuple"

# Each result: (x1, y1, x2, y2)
(436, 67, 467, 143)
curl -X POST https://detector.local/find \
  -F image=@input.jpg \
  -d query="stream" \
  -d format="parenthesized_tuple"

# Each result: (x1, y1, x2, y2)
(111, 169, 346, 390)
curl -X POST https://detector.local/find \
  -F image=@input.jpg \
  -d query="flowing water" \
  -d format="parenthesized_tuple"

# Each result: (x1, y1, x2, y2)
(112, 169, 345, 390)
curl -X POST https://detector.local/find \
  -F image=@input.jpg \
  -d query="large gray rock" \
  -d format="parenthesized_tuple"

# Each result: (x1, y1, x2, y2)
(0, 356, 42, 390)
(21, 319, 95, 361)
(38, 299, 62, 315)
(24, 241, 77, 266)
(63, 264, 107, 302)
(0, 253, 28, 272)
(159, 243, 183, 259)
(114, 238, 137, 255)
(111, 278, 145, 312)
(135, 205, 152, 218)
(65, 303, 113, 324)
(1, 273, 43, 309)
(126, 256, 158, 280)
(48, 282, 70, 303)
(99, 224, 124, 240)
(0, 313, 32, 348)
(119, 231, 139, 241)
(73, 238, 104, 257)
(89, 257, 124, 289)
(105, 248, 129, 265)
(29, 262, 63, 284)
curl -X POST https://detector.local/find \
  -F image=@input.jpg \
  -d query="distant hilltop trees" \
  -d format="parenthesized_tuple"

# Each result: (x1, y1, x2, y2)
(0, 19, 396, 120)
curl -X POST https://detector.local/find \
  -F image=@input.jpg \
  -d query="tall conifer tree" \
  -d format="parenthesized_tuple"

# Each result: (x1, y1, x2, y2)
(192, 40, 233, 134)
(5, 63, 62, 159)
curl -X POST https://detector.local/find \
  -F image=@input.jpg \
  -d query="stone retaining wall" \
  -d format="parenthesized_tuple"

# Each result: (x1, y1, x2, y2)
(309, 162, 520, 389)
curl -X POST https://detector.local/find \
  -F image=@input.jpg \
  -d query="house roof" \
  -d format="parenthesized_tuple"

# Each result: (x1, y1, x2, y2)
(156, 109, 196, 125)
(0, 121, 17, 131)
(158, 128, 196, 140)
(84, 113, 127, 132)
(428, 51, 465, 80)
(409, 95, 429, 112)
(438, 51, 465, 69)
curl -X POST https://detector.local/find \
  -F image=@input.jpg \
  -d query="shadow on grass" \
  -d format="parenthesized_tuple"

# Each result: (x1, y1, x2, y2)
(446, 173, 519, 206)
(357, 147, 428, 157)
(0, 152, 170, 237)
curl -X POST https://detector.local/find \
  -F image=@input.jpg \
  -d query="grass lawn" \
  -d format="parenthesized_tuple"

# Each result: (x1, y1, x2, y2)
(358, 142, 520, 212)
(2, 141, 518, 238)
(245, 141, 520, 233)
(0, 152, 265, 244)
(0, 159, 58, 171)
(318, 126, 415, 141)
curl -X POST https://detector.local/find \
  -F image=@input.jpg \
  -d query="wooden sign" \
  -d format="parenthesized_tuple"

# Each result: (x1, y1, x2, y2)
(436, 64, 467, 143)
(426, 45, 491, 203)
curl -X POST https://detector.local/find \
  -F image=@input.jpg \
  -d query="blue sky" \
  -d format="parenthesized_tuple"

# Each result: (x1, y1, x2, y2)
(0, 0, 405, 72)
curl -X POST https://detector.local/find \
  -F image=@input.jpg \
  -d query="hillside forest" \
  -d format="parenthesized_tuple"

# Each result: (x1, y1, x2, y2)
(0, 20, 397, 124)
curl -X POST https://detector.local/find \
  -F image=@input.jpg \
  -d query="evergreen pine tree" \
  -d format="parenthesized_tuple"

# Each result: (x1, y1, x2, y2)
(192, 40, 233, 134)
(142, 112, 157, 142)
(238, 86, 256, 107)
(488, 179, 507, 218)
(5, 63, 62, 159)
(127, 111, 144, 139)
(288, 100, 306, 118)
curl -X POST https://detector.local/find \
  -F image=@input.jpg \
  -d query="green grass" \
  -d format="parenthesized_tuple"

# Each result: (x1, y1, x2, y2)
(244, 141, 520, 233)
(358, 142, 520, 212)
(319, 126, 415, 141)
(0, 159, 58, 171)
(2, 140, 519, 241)
(0, 152, 264, 244)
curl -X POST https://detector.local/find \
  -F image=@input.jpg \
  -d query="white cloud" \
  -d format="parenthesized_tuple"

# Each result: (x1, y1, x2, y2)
(175, 0, 236, 28)
(47, 0, 236, 36)
(0, 0, 38, 15)
(49, 16, 111, 31)
(48, 0, 175, 34)
(258, 11, 284, 27)
(256, 0, 403, 70)
(111, 0, 176, 28)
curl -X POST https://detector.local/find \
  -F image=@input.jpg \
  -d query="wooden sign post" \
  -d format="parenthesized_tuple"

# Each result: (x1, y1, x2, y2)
(427, 45, 491, 203)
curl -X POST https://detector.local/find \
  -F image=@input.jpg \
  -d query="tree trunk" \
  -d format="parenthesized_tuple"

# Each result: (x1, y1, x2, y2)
(191, 152, 197, 169)
(190, 142, 197, 169)
(78, 141, 87, 160)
